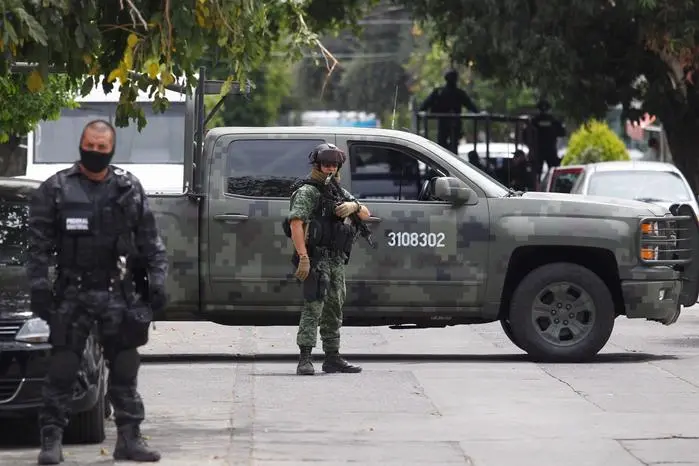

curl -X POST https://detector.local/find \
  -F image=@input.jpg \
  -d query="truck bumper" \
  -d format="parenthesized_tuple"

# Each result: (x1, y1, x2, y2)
(629, 203, 699, 325)
(621, 278, 682, 325)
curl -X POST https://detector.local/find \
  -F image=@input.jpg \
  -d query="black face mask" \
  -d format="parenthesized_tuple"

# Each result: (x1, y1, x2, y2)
(79, 148, 113, 173)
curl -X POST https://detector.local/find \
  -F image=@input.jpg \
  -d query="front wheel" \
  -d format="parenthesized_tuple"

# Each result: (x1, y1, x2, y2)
(500, 318, 525, 351)
(508, 262, 615, 362)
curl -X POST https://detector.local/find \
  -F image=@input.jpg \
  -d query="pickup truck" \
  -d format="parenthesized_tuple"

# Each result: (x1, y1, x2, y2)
(151, 125, 699, 363)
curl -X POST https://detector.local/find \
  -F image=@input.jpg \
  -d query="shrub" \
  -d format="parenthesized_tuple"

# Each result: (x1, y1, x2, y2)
(561, 119, 630, 165)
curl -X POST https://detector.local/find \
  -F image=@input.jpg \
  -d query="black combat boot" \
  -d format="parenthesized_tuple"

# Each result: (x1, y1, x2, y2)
(322, 352, 362, 373)
(37, 425, 64, 465)
(296, 346, 315, 375)
(113, 424, 161, 462)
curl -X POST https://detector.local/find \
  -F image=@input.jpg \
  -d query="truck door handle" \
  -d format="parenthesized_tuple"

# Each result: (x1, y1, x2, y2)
(366, 216, 382, 223)
(214, 214, 249, 223)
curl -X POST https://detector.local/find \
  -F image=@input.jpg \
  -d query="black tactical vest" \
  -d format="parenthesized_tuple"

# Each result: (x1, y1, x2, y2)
(55, 170, 138, 273)
(283, 178, 357, 255)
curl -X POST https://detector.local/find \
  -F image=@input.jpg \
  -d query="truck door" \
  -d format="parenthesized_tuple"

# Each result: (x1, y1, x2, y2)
(204, 132, 334, 313)
(336, 134, 490, 312)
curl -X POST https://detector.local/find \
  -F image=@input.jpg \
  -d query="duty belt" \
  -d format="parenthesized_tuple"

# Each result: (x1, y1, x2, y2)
(314, 247, 344, 259)
(59, 270, 122, 291)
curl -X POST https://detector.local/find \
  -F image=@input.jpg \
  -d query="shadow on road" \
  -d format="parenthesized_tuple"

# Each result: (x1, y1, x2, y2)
(140, 352, 679, 365)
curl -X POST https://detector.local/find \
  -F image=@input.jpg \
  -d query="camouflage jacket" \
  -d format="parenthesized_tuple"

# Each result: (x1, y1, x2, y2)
(26, 163, 169, 292)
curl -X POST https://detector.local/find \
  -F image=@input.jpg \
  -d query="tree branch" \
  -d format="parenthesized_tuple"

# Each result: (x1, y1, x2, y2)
(119, 0, 149, 30)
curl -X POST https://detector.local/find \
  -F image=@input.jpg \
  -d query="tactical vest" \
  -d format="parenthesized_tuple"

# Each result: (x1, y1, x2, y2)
(55, 170, 138, 276)
(283, 179, 357, 257)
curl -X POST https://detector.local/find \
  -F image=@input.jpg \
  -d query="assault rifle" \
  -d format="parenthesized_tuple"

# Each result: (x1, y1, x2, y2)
(325, 173, 377, 249)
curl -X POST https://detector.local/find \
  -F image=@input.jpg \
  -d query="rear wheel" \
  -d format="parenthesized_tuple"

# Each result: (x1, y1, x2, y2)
(508, 262, 615, 362)
(64, 365, 107, 445)
(64, 392, 106, 444)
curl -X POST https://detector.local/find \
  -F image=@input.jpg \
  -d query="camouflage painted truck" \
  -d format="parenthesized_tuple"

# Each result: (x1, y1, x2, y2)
(149, 124, 699, 363)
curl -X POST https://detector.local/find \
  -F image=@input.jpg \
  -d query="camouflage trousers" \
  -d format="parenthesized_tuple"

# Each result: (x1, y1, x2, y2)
(296, 256, 346, 353)
(39, 286, 146, 430)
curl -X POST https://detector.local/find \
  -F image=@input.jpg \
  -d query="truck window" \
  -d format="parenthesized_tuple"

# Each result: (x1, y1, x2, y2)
(349, 143, 445, 201)
(225, 138, 326, 198)
(33, 103, 186, 164)
(0, 201, 29, 266)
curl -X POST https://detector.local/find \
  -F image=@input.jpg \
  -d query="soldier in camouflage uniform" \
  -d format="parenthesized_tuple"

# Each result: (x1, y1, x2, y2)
(285, 143, 371, 375)
(27, 120, 168, 465)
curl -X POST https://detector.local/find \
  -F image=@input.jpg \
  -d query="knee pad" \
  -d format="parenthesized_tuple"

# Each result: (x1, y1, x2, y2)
(47, 350, 81, 385)
(111, 348, 140, 381)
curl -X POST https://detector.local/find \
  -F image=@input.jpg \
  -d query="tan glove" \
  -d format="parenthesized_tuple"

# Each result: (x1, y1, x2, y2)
(295, 254, 310, 281)
(335, 201, 359, 218)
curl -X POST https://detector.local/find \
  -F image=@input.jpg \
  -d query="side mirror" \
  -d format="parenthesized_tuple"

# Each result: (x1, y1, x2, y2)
(433, 177, 474, 205)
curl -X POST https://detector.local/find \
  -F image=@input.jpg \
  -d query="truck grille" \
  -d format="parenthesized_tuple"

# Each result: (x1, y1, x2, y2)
(0, 320, 23, 342)
(0, 379, 23, 403)
(639, 216, 694, 266)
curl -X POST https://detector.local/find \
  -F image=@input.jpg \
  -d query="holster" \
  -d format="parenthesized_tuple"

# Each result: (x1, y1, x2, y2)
(293, 251, 329, 302)
(302, 268, 328, 302)
(119, 272, 153, 348)
(49, 307, 70, 348)
(120, 299, 152, 348)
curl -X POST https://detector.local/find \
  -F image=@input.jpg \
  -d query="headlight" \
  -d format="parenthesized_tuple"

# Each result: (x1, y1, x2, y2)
(640, 221, 660, 261)
(641, 221, 658, 235)
(15, 317, 50, 343)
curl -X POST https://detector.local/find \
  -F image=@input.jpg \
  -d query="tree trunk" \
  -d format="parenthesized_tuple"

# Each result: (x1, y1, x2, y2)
(0, 134, 27, 177)
(664, 119, 699, 194)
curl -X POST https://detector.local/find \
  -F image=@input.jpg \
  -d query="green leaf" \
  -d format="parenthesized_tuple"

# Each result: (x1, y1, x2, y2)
(12, 6, 48, 45)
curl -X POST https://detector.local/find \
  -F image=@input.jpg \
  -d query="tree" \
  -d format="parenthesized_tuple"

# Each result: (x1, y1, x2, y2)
(204, 58, 294, 128)
(405, 30, 536, 141)
(562, 120, 630, 166)
(292, 1, 414, 115)
(0, 73, 76, 175)
(401, 0, 699, 190)
(0, 0, 375, 130)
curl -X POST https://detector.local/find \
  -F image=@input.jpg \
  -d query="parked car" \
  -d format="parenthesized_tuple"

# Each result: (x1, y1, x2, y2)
(541, 165, 585, 193)
(0, 177, 108, 444)
(568, 161, 699, 216)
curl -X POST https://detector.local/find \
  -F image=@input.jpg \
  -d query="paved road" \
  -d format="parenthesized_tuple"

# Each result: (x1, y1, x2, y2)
(2, 308, 699, 465)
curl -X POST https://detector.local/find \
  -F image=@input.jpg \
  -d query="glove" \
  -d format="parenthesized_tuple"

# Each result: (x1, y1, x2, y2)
(149, 286, 167, 312)
(335, 201, 360, 218)
(295, 254, 310, 281)
(30, 288, 53, 320)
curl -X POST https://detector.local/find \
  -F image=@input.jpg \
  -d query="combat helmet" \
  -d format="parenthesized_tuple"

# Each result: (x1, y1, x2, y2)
(308, 143, 346, 170)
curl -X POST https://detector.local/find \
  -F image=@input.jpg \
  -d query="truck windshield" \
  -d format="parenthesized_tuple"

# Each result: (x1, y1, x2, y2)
(33, 102, 186, 165)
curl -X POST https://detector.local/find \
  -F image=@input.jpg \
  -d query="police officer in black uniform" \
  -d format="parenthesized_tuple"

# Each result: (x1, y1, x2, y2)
(509, 149, 537, 192)
(419, 69, 480, 153)
(27, 119, 168, 464)
(523, 98, 566, 177)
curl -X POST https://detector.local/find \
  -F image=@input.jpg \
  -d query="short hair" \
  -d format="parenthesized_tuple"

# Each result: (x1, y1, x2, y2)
(80, 119, 116, 145)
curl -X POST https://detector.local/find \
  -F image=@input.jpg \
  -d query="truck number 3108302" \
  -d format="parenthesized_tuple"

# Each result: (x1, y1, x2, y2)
(386, 231, 446, 248)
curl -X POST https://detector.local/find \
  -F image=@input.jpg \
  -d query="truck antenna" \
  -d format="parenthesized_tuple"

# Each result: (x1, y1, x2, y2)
(391, 85, 398, 129)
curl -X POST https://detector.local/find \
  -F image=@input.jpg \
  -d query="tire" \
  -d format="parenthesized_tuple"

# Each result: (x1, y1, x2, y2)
(508, 262, 615, 363)
(64, 372, 107, 445)
(64, 392, 106, 444)
(105, 395, 113, 419)
(500, 318, 525, 351)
